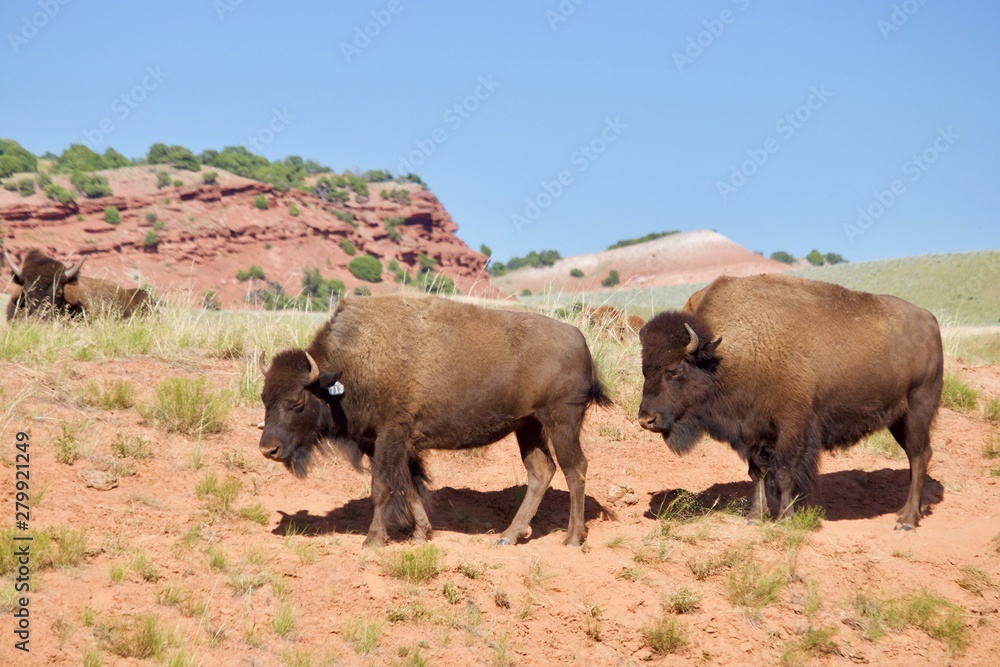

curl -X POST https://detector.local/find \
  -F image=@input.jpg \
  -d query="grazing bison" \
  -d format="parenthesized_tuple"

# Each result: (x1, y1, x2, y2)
(4, 248, 151, 319)
(638, 274, 942, 530)
(258, 295, 611, 547)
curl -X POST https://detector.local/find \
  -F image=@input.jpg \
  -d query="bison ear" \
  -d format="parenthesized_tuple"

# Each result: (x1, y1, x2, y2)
(316, 371, 344, 397)
(695, 337, 722, 366)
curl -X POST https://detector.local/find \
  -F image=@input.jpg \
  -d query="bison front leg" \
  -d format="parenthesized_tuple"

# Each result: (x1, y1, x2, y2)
(363, 427, 423, 548)
(363, 471, 390, 548)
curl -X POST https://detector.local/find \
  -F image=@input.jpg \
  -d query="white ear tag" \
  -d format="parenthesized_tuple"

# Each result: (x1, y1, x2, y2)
(328, 381, 345, 396)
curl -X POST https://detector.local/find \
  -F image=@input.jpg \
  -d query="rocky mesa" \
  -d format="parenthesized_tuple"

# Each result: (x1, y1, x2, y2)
(0, 166, 494, 308)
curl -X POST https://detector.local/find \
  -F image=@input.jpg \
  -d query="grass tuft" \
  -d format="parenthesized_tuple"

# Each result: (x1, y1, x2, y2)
(196, 473, 244, 515)
(381, 544, 443, 584)
(664, 586, 702, 614)
(78, 379, 136, 410)
(96, 614, 165, 659)
(941, 373, 978, 412)
(344, 616, 382, 655)
(641, 614, 689, 655)
(141, 377, 230, 436)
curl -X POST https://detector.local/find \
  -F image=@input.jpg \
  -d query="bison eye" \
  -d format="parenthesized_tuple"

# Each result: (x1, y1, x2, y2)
(666, 368, 685, 381)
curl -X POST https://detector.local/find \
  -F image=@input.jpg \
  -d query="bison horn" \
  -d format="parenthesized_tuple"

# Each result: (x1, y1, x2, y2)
(684, 323, 700, 355)
(257, 352, 269, 377)
(3, 249, 22, 280)
(63, 256, 85, 281)
(304, 351, 320, 385)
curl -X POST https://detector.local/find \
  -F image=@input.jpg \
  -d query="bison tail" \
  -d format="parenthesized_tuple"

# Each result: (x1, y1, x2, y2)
(589, 377, 614, 408)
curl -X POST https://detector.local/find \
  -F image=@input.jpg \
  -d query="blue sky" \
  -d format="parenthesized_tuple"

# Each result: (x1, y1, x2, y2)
(2, 0, 997, 264)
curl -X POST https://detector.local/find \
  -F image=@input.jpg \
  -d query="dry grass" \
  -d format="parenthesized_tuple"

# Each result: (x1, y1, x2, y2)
(141, 377, 231, 436)
(381, 544, 443, 584)
(847, 589, 969, 656)
(642, 614, 689, 655)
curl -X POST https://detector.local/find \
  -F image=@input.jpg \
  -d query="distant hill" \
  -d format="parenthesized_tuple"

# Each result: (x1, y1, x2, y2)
(491, 230, 789, 295)
(526, 251, 1000, 327)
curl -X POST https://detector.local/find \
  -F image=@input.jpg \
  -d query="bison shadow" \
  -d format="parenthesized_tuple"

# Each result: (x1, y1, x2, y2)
(273, 485, 612, 543)
(647, 468, 945, 523)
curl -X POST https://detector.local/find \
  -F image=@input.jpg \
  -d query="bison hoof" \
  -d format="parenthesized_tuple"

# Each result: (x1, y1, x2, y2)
(362, 535, 387, 549)
(894, 523, 913, 532)
(495, 537, 513, 547)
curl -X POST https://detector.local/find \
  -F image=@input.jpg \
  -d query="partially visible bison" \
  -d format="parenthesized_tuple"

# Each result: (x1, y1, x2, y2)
(4, 248, 152, 319)
(258, 295, 611, 547)
(582, 305, 646, 341)
(638, 274, 942, 530)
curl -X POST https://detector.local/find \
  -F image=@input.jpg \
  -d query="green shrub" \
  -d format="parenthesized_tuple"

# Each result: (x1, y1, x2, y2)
(202, 290, 221, 311)
(18, 178, 34, 196)
(770, 251, 795, 264)
(36, 171, 51, 188)
(142, 231, 159, 249)
(2, 180, 16, 191)
(202, 171, 218, 185)
(342, 239, 356, 256)
(521, 288, 532, 297)
(333, 210, 356, 227)
(44, 183, 76, 203)
(601, 270, 620, 287)
(354, 285, 372, 296)
(156, 171, 171, 189)
(253, 194, 269, 210)
(145, 212, 157, 224)
(416, 271, 455, 295)
(104, 207, 122, 225)
(235, 265, 265, 282)
(348, 255, 382, 283)
(364, 169, 394, 182)
(346, 174, 369, 198)
(71, 172, 112, 198)
(608, 231, 679, 250)
(288, 204, 299, 216)
(480, 244, 492, 257)
(172, 179, 183, 188)
(380, 188, 411, 205)
(0, 139, 38, 177)
(570, 268, 584, 278)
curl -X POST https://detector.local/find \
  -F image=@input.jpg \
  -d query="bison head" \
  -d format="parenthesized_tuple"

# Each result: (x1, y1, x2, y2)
(637, 312, 721, 454)
(258, 349, 345, 477)
(4, 249, 85, 317)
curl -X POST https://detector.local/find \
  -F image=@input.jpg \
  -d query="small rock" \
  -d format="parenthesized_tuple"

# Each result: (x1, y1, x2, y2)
(635, 650, 653, 661)
(620, 493, 639, 506)
(78, 469, 118, 490)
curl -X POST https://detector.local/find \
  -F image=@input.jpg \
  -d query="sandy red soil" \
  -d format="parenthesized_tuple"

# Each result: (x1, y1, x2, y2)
(0, 353, 998, 666)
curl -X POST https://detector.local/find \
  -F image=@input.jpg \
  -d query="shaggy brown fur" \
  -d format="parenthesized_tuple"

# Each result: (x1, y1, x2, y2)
(638, 274, 942, 530)
(259, 295, 611, 547)
(5, 248, 151, 319)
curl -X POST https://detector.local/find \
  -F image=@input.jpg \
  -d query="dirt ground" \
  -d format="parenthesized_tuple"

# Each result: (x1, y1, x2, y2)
(1, 356, 998, 666)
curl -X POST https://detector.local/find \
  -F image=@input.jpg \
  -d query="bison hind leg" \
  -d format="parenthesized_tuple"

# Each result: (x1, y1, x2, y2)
(888, 409, 933, 530)
(497, 419, 556, 546)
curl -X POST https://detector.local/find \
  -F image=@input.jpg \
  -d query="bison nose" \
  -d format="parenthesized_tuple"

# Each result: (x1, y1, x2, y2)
(259, 438, 283, 460)
(637, 408, 660, 431)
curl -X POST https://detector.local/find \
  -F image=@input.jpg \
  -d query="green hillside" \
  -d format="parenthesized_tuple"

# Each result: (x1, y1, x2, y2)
(523, 251, 1000, 327)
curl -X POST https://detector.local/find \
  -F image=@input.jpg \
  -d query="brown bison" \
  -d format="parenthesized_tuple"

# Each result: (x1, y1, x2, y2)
(581, 305, 646, 341)
(4, 248, 151, 319)
(638, 274, 942, 530)
(258, 295, 611, 547)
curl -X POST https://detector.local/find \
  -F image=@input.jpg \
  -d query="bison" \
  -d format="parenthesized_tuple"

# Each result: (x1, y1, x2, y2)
(637, 274, 942, 530)
(4, 248, 151, 319)
(258, 295, 611, 547)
